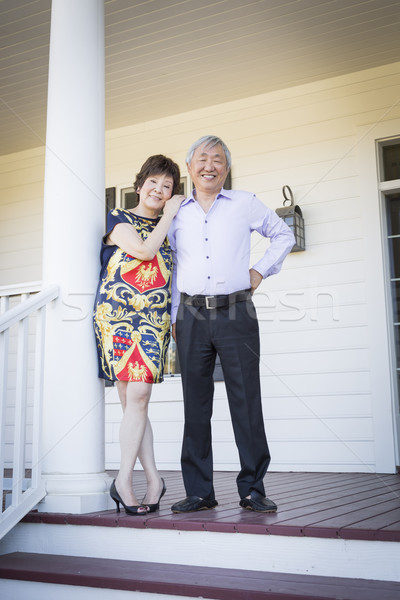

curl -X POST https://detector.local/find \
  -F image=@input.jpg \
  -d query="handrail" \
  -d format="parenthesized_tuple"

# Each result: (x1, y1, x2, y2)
(0, 286, 59, 333)
(0, 284, 59, 540)
(0, 281, 42, 298)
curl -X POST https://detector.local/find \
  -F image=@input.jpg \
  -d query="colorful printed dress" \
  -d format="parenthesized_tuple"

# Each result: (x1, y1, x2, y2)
(93, 209, 172, 383)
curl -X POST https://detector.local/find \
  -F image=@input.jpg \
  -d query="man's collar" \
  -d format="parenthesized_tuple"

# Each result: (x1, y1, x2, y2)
(182, 187, 232, 206)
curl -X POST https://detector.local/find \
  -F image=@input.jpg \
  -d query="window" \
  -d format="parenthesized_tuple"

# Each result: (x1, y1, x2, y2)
(385, 192, 400, 404)
(121, 186, 139, 210)
(382, 143, 400, 181)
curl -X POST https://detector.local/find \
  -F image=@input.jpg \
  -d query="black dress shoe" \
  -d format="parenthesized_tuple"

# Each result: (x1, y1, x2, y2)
(239, 490, 277, 513)
(171, 495, 218, 513)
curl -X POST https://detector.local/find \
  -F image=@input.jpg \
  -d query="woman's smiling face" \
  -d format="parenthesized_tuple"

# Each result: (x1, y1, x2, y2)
(137, 172, 174, 215)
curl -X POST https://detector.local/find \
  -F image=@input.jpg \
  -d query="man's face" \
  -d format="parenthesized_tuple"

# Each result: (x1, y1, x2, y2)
(187, 143, 229, 196)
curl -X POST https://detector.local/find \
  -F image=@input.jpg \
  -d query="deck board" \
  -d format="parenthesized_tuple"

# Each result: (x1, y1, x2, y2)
(2, 552, 400, 599)
(22, 471, 400, 542)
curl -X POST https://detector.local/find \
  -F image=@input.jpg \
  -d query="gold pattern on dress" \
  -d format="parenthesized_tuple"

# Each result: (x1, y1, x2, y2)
(127, 293, 150, 311)
(128, 361, 147, 381)
(120, 251, 170, 288)
(94, 302, 114, 365)
(94, 209, 172, 383)
(100, 250, 123, 293)
(135, 263, 159, 290)
(147, 289, 168, 310)
(131, 330, 142, 344)
(113, 328, 157, 380)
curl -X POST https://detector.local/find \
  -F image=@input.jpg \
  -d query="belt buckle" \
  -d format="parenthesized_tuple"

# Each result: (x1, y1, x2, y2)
(205, 295, 214, 309)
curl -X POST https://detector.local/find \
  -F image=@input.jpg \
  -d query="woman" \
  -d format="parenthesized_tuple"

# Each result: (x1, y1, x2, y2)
(93, 155, 184, 515)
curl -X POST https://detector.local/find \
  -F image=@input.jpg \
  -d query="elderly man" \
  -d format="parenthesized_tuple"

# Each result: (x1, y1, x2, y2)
(168, 135, 295, 513)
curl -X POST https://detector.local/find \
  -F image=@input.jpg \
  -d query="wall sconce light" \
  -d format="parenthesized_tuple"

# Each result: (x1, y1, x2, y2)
(276, 185, 305, 252)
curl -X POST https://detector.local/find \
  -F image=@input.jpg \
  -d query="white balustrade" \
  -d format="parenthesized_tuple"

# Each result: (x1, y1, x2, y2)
(0, 283, 59, 539)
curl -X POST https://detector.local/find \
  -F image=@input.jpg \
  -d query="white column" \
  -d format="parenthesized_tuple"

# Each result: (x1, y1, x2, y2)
(40, 0, 110, 512)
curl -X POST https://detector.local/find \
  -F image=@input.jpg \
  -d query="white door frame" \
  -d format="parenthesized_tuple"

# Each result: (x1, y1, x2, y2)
(357, 118, 400, 471)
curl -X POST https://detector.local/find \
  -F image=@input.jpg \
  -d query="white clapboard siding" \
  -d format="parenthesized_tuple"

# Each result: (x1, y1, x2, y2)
(1, 62, 400, 473)
(107, 66, 400, 471)
(0, 148, 44, 286)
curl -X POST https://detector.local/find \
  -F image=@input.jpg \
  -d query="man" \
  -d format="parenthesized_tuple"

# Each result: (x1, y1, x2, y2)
(168, 135, 295, 513)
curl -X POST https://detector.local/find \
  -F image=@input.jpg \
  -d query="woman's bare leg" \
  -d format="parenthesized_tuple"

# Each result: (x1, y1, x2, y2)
(138, 418, 164, 504)
(115, 380, 152, 506)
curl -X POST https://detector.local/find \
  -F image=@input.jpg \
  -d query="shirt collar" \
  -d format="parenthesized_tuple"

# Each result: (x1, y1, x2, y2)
(182, 187, 232, 206)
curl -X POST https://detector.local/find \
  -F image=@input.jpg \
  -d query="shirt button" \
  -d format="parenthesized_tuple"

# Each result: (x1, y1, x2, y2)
(205, 238, 208, 241)
(207, 276, 211, 279)
(206, 256, 209, 259)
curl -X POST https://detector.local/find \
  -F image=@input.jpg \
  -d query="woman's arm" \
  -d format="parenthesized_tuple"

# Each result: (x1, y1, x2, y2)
(107, 195, 185, 260)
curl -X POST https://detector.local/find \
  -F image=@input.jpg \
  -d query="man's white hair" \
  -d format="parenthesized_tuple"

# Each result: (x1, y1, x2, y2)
(186, 135, 232, 170)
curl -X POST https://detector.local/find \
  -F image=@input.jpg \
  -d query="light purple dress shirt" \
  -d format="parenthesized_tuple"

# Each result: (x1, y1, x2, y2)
(168, 188, 295, 323)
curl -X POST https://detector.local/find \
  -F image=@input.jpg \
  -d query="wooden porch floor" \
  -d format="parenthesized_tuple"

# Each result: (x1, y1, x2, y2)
(23, 470, 400, 542)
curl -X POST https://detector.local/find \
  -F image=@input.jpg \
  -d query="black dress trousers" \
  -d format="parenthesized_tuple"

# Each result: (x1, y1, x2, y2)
(176, 297, 271, 500)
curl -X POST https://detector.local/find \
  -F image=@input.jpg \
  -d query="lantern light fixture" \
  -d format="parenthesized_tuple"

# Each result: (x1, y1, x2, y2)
(276, 185, 305, 252)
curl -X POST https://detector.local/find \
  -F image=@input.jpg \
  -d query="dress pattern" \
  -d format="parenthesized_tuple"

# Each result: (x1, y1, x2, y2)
(93, 209, 172, 383)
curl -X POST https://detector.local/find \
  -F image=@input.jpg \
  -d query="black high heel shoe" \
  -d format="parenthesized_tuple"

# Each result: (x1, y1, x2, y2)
(143, 478, 166, 513)
(110, 480, 148, 516)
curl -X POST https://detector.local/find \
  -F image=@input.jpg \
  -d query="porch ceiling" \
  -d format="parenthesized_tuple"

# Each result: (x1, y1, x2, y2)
(1, 0, 400, 156)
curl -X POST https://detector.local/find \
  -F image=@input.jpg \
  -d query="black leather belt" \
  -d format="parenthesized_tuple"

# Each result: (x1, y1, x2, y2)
(181, 289, 251, 309)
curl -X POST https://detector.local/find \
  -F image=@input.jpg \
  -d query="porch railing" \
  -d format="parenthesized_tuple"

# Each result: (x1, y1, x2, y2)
(0, 282, 59, 540)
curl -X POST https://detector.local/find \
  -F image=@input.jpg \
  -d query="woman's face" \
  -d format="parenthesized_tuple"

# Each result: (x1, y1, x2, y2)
(137, 172, 174, 214)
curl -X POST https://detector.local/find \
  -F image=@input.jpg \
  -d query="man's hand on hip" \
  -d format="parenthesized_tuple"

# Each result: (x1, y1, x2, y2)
(249, 268, 263, 295)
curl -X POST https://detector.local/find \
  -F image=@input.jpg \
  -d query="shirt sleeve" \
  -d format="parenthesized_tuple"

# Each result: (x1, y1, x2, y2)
(249, 195, 295, 278)
(168, 222, 180, 324)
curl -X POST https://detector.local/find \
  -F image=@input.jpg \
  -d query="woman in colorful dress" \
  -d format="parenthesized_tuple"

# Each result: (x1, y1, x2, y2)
(93, 155, 184, 515)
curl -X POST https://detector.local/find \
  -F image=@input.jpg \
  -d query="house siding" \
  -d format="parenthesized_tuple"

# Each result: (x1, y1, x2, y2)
(0, 146, 45, 470)
(0, 148, 44, 286)
(1, 61, 400, 473)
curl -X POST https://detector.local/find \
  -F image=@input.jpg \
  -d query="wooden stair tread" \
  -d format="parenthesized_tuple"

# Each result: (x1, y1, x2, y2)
(16, 471, 400, 543)
(1, 552, 400, 599)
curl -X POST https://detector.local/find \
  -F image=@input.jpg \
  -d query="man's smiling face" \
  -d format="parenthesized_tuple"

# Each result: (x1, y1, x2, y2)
(187, 142, 229, 196)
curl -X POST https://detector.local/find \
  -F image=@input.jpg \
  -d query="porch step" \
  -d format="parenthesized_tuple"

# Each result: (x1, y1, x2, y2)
(1, 552, 400, 600)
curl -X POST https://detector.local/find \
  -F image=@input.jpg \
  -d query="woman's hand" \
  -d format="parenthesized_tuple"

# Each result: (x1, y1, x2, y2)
(108, 195, 186, 261)
(162, 194, 185, 218)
